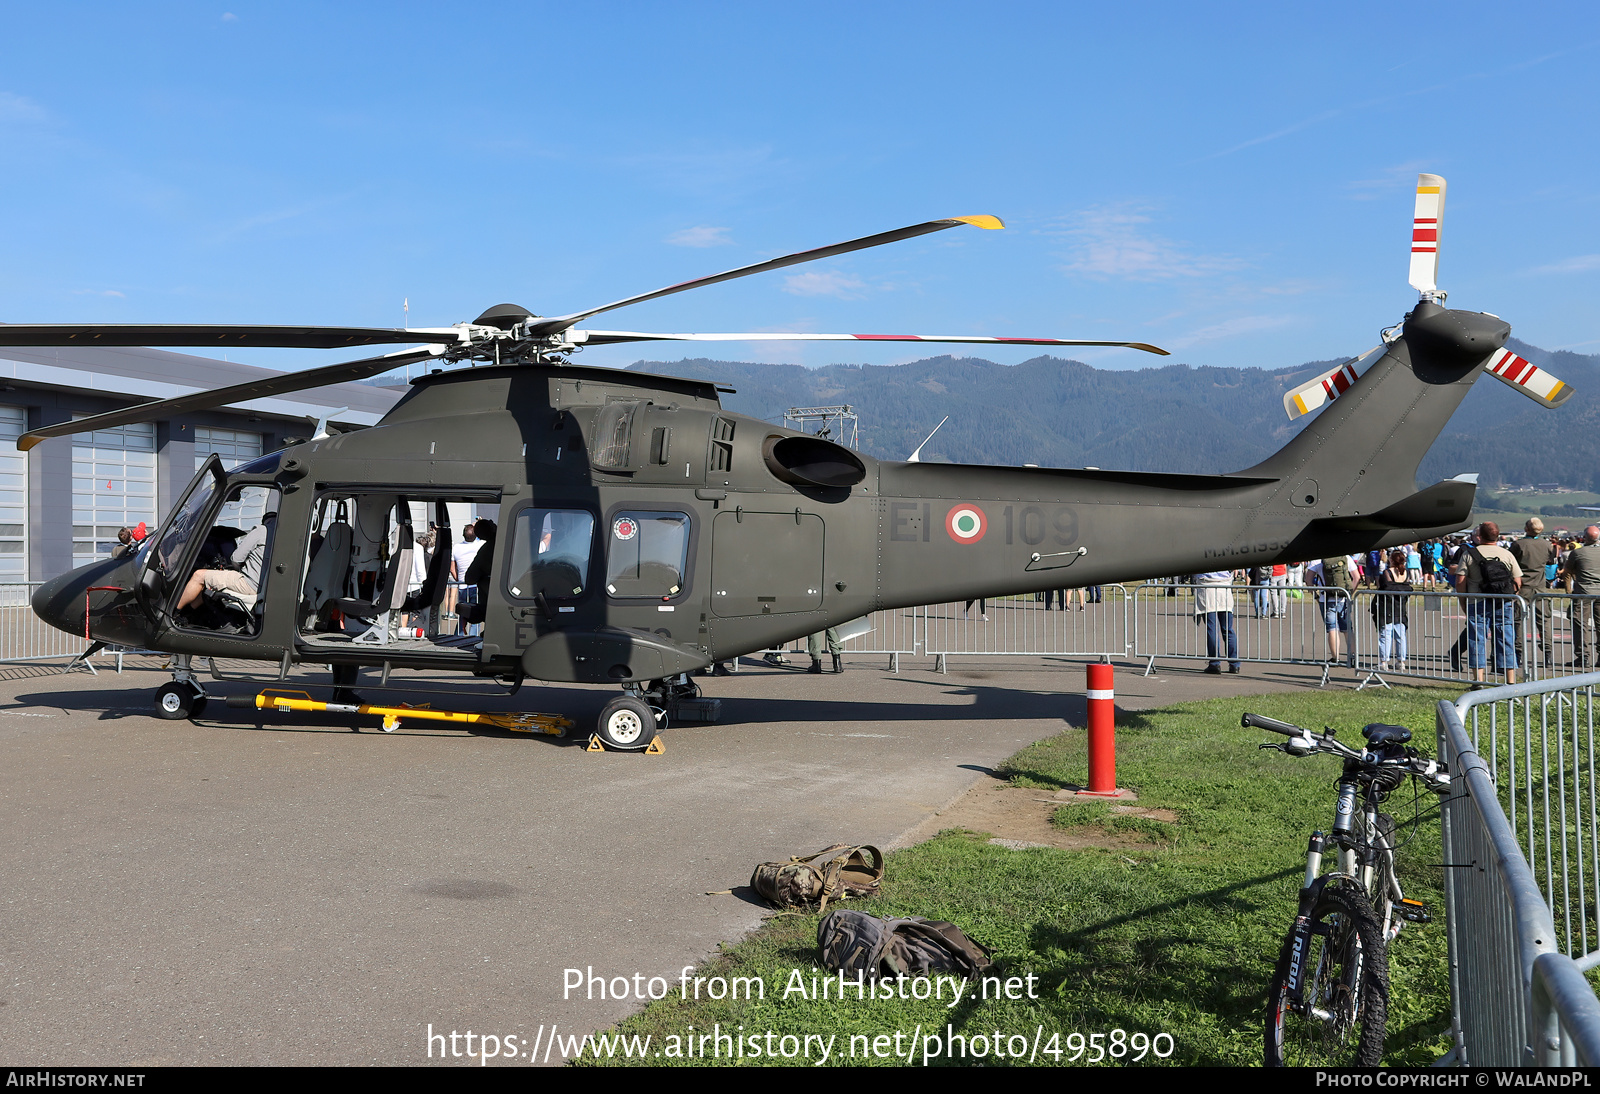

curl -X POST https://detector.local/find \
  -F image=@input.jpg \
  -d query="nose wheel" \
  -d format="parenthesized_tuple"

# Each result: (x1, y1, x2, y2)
(155, 680, 207, 720)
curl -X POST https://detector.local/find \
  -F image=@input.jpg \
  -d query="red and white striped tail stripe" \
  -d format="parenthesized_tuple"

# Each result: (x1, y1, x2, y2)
(1408, 174, 1447, 293)
(1485, 347, 1573, 408)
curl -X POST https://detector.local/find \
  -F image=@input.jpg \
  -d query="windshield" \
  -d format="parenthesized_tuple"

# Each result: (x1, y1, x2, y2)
(152, 467, 219, 582)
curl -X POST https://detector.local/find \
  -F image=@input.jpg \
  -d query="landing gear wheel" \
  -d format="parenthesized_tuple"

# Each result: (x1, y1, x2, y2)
(595, 695, 658, 751)
(1265, 883, 1388, 1067)
(155, 682, 201, 720)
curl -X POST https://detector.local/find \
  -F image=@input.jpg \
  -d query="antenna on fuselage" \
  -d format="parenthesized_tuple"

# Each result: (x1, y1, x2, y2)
(310, 408, 349, 441)
(906, 415, 949, 463)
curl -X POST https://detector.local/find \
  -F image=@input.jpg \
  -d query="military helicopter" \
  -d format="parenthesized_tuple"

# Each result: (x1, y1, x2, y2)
(11, 177, 1574, 747)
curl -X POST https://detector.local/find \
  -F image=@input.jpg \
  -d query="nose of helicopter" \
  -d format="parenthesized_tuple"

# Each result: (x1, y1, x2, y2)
(31, 559, 149, 644)
(32, 568, 89, 636)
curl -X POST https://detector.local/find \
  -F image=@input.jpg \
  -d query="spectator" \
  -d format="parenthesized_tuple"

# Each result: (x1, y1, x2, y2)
(1510, 518, 1557, 671)
(1306, 554, 1356, 667)
(1373, 548, 1412, 672)
(1564, 526, 1600, 670)
(449, 520, 483, 634)
(1194, 569, 1240, 674)
(1454, 520, 1520, 686)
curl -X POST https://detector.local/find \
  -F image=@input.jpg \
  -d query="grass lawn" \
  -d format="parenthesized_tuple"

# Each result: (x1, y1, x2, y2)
(583, 686, 1459, 1067)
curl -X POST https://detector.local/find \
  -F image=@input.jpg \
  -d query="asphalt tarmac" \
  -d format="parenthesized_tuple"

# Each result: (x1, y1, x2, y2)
(1, 652, 1347, 1065)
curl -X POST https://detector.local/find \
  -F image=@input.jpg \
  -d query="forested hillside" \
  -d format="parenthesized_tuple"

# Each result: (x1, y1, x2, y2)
(629, 337, 1600, 490)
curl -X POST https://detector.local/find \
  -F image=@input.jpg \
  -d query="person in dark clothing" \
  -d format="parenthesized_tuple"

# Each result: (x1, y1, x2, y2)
(459, 518, 496, 627)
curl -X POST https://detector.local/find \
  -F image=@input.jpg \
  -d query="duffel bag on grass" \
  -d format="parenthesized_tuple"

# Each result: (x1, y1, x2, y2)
(751, 844, 883, 911)
(817, 909, 992, 981)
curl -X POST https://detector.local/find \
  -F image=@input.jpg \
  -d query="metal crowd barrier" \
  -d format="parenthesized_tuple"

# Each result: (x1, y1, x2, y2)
(920, 586, 1130, 672)
(1437, 678, 1600, 1065)
(1353, 589, 1600, 690)
(1130, 582, 1346, 680)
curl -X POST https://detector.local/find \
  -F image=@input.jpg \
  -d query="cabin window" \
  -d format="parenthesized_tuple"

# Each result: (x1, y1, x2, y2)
(507, 508, 595, 599)
(604, 511, 689, 599)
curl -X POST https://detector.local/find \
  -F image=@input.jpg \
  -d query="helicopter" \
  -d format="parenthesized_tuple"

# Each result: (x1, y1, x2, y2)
(11, 177, 1575, 748)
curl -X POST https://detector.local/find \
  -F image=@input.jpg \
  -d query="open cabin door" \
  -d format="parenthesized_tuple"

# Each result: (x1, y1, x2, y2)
(136, 454, 227, 634)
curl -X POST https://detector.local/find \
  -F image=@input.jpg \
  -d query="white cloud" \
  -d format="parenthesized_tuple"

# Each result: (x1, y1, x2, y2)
(72, 289, 126, 298)
(782, 270, 868, 298)
(1057, 204, 1239, 281)
(665, 225, 732, 248)
(1526, 254, 1600, 275)
(1345, 161, 1435, 201)
(221, 12, 238, 21)
(1166, 314, 1296, 350)
(0, 92, 48, 124)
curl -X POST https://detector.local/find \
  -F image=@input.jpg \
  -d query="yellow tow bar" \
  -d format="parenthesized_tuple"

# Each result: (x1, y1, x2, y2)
(229, 689, 573, 736)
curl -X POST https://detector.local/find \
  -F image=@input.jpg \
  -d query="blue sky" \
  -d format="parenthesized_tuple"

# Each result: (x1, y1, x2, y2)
(3, 2, 1599, 376)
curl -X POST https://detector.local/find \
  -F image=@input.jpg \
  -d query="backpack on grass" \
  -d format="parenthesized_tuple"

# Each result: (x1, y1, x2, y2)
(817, 910, 993, 981)
(751, 844, 883, 912)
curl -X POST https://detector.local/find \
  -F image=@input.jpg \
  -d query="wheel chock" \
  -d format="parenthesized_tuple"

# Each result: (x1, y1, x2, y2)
(584, 733, 666, 754)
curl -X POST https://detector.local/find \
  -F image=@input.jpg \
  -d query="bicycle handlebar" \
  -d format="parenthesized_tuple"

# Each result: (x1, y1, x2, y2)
(1243, 711, 1451, 791)
(1241, 712, 1304, 737)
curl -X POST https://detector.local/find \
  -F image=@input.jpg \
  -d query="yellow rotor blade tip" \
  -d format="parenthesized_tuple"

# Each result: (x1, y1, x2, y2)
(952, 215, 1005, 230)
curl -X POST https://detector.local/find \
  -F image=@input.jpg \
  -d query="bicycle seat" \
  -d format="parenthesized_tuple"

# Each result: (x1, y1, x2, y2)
(1361, 723, 1412, 748)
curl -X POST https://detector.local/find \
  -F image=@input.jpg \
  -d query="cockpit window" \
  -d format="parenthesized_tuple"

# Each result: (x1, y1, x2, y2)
(153, 471, 218, 583)
(507, 508, 595, 599)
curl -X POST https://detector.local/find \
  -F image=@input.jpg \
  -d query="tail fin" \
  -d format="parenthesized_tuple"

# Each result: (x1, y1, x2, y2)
(1240, 299, 1508, 524)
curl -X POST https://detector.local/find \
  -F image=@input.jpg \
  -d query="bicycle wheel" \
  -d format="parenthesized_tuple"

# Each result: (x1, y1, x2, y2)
(1265, 883, 1389, 1067)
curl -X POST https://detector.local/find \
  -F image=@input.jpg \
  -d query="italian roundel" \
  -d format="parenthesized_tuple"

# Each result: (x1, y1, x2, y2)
(945, 504, 986, 544)
(612, 516, 638, 541)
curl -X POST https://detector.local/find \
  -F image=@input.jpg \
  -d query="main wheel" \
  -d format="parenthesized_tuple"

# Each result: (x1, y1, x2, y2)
(594, 695, 658, 751)
(1265, 883, 1389, 1067)
(155, 682, 198, 720)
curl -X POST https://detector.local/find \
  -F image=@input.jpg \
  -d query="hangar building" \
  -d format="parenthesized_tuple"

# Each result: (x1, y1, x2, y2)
(0, 345, 405, 583)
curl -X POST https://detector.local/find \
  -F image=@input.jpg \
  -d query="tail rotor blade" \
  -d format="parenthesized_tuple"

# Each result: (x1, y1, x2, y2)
(1409, 174, 1447, 294)
(1484, 347, 1574, 409)
(1283, 347, 1381, 420)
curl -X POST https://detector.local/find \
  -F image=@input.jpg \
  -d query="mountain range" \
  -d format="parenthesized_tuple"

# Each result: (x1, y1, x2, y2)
(626, 338, 1600, 494)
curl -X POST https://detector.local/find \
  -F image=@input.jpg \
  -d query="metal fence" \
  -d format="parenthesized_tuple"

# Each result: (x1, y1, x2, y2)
(1131, 582, 1345, 679)
(921, 586, 1130, 671)
(1353, 589, 1600, 691)
(1437, 677, 1600, 1065)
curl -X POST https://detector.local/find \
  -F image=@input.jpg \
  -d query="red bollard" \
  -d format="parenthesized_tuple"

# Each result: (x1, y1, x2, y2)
(1080, 662, 1135, 799)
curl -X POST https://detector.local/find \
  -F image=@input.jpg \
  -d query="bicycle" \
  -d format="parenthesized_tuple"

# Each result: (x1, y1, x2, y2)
(1241, 712, 1452, 1067)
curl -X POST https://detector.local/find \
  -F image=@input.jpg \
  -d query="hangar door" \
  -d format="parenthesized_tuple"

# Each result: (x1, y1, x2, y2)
(710, 510, 823, 617)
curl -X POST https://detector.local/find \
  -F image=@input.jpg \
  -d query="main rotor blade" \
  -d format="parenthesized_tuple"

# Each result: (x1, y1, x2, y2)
(574, 329, 1169, 355)
(527, 215, 1006, 337)
(16, 345, 443, 451)
(0, 323, 462, 350)
(1408, 174, 1446, 294)
(1484, 347, 1574, 409)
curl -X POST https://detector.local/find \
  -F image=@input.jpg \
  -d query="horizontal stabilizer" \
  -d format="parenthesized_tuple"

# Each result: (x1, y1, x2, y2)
(1311, 478, 1476, 533)
(1484, 347, 1574, 409)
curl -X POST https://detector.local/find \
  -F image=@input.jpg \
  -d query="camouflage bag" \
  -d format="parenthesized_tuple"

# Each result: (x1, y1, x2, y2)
(817, 910, 993, 981)
(750, 844, 883, 912)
